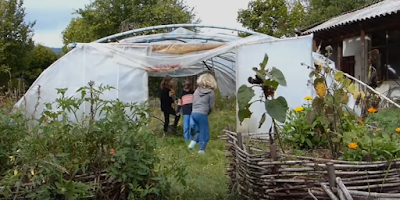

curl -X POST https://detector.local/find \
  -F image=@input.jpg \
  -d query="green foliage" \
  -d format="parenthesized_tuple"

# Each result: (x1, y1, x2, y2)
(0, 85, 182, 199)
(282, 104, 327, 149)
(62, 0, 200, 50)
(343, 109, 400, 161)
(237, 0, 306, 37)
(283, 48, 400, 162)
(0, 0, 35, 85)
(24, 44, 59, 85)
(237, 54, 288, 127)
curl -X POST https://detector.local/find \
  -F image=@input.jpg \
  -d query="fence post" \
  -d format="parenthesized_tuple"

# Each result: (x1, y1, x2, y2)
(326, 162, 336, 189)
(237, 132, 243, 150)
(270, 144, 278, 174)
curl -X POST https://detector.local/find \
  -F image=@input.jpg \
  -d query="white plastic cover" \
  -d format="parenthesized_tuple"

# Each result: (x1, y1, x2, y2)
(15, 34, 276, 120)
(237, 35, 314, 133)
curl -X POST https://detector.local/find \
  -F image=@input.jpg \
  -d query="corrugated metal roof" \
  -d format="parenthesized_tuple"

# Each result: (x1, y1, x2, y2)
(302, 0, 400, 34)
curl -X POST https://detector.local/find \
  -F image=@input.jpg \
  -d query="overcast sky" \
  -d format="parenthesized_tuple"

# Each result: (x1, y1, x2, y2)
(24, 0, 251, 47)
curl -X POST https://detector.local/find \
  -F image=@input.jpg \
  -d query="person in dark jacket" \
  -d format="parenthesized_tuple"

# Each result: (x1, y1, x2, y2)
(176, 80, 194, 141)
(160, 76, 180, 133)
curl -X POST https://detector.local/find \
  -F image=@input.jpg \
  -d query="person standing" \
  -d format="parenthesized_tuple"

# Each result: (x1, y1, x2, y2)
(160, 76, 180, 133)
(188, 73, 217, 154)
(176, 80, 194, 142)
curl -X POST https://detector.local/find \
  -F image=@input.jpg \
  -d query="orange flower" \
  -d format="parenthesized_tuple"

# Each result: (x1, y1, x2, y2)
(110, 149, 115, 154)
(396, 128, 400, 133)
(367, 107, 377, 113)
(348, 143, 358, 149)
(375, 129, 379, 132)
(344, 114, 348, 117)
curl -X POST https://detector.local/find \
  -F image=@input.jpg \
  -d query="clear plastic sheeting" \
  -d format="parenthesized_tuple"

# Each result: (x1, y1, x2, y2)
(16, 34, 276, 120)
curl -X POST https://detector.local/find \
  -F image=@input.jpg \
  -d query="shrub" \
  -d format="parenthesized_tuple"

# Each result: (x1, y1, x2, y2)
(0, 85, 181, 199)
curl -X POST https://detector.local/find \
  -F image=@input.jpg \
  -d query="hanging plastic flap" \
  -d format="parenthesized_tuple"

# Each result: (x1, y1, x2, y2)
(236, 35, 314, 134)
(73, 34, 275, 73)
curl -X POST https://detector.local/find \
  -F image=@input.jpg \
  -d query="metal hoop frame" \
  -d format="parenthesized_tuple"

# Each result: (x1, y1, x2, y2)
(92, 23, 264, 43)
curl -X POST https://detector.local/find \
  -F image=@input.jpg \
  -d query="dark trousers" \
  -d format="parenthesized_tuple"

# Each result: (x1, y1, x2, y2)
(163, 109, 180, 132)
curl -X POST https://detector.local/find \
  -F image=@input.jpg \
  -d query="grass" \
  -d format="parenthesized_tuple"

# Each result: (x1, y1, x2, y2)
(148, 97, 236, 200)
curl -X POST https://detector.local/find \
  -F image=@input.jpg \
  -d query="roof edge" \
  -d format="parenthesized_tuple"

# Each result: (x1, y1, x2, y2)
(301, 0, 386, 35)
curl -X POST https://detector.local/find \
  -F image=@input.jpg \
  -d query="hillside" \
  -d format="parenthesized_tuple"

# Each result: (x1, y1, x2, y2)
(49, 47, 62, 54)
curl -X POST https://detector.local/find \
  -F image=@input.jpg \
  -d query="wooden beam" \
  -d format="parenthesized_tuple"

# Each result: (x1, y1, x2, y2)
(313, 39, 317, 52)
(360, 29, 366, 82)
(337, 43, 342, 70)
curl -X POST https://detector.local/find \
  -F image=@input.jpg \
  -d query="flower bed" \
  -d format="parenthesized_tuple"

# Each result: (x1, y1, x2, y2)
(231, 51, 400, 199)
(221, 130, 400, 200)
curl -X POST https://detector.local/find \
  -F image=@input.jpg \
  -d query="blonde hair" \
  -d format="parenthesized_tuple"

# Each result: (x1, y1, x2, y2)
(197, 73, 217, 90)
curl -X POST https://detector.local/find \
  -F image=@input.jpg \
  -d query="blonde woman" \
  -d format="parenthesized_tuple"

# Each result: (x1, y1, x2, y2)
(188, 73, 217, 154)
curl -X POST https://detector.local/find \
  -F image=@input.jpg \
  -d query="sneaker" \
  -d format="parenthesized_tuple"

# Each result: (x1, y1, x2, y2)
(198, 150, 205, 154)
(188, 140, 196, 149)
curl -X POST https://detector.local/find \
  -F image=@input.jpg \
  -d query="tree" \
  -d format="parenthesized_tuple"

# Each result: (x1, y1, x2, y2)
(237, 0, 306, 37)
(62, 0, 200, 48)
(24, 44, 58, 85)
(0, 0, 35, 86)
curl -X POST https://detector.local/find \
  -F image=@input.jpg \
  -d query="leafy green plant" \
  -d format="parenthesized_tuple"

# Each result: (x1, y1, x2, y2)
(282, 104, 327, 149)
(237, 54, 288, 128)
(342, 123, 400, 161)
(0, 84, 180, 199)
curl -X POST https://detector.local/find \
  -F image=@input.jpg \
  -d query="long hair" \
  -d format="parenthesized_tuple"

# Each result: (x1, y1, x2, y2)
(182, 79, 193, 93)
(196, 73, 217, 90)
(160, 75, 173, 89)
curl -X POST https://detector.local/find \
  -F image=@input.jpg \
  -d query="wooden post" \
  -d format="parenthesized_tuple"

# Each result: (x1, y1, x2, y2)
(360, 29, 366, 83)
(237, 132, 243, 150)
(326, 162, 336, 189)
(337, 43, 342, 71)
(313, 39, 317, 52)
(270, 144, 278, 174)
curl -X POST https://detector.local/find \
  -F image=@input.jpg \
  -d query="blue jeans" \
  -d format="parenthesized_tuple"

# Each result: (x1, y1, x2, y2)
(191, 112, 209, 150)
(183, 115, 194, 141)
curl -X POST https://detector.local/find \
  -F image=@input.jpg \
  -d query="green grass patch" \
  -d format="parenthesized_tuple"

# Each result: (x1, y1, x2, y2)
(149, 98, 237, 199)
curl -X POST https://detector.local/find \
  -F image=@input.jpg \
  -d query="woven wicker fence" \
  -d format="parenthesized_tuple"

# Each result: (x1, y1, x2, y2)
(221, 129, 400, 200)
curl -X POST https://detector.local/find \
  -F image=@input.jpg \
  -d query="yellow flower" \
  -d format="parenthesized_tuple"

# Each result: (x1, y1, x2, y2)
(396, 128, 400, 133)
(348, 143, 358, 149)
(304, 96, 313, 101)
(375, 129, 379, 132)
(344, 114, 348, 117)
(367, 107, 377, 113)
(294, 107, 304, 112)
(13, 169, 18, 176)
